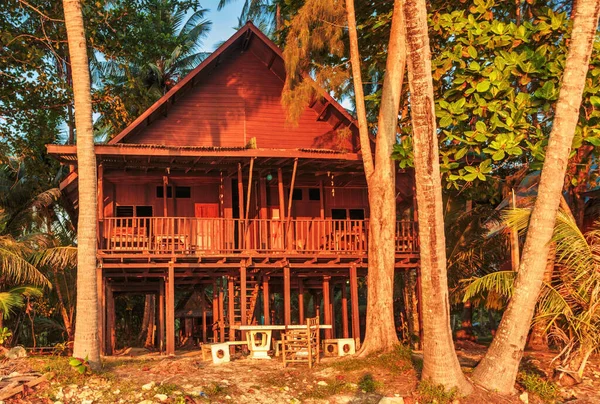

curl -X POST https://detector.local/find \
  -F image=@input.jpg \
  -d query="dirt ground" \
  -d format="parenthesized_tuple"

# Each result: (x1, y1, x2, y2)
(1, 344, 600, 403)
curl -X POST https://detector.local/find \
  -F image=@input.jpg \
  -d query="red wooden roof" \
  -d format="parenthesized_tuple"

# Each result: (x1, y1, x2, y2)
(108, 22, 358, 151)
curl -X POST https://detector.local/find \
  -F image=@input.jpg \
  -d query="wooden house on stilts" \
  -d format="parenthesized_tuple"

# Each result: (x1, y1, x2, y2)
(48, 23, 419, 356)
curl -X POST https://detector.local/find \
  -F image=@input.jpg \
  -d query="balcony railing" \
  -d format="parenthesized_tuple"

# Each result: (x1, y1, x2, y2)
(100, 217, 418, 255)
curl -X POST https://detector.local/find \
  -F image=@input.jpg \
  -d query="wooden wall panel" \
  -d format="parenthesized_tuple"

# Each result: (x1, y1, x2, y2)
(126, 50, 354, 151)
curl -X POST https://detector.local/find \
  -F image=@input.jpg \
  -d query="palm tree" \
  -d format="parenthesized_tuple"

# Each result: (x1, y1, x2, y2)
(92, 5, 211, 138)
(464, 208, 600, 382)
(403, 0, 473, 394)
(472, 0, 600, 392)
(62, 0, 100, 369)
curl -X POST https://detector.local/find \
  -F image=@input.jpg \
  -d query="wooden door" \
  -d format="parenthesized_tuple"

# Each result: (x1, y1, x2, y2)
(194, 203, 220, 251)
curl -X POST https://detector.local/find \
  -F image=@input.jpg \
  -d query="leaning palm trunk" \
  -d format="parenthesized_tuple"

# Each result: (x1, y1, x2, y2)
(472, 0, 600, 392)
(403, 0, 472, 393)
(344, 0, 407, 355)
(62, 0, 100, 367)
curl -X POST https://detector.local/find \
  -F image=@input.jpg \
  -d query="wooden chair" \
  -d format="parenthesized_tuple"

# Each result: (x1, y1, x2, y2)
(281, 316, 320, 368)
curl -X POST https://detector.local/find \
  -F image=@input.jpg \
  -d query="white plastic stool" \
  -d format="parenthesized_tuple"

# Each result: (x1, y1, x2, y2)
(210, 343, 231, 364)
(323, 338, 356, 357)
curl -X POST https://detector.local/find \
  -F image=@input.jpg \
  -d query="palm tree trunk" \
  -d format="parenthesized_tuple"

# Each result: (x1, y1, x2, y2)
(472, 0, 600, 393)
(344, 0, 407, 355)
(404, 0, 472, 393)
(62, 0, 100, 368)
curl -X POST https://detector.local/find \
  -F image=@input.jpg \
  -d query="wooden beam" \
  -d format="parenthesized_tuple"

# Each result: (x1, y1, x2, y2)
(96, 266, 104, 355)
(219, 284, 225, 342)
(277, 168, 286, 222)
(212, 280, 218, 342)
(330, 282, 336, 338)
(201, 285, 207, 343)
(158, 278, 165, 352)
(350, 265, 360, 347)
(166, 262, 175, 356)
(323, 276, 332, 339)
(240, 266, 247, 326)
(162, 176, 168, 217)
(228, 276, 235, 340)
(97, 163, 104, 221)
(106, 285, 115, 355)
(237, 163, 245, 220)
(283, 265, 291, 326)
(286, 158, 299, 224)
(298, 279, 305, 324)
(341, 282, 349, 338)
(263, 276, 270, 325)
(244, 158, 255, 223)
(319, 180, 325, 219)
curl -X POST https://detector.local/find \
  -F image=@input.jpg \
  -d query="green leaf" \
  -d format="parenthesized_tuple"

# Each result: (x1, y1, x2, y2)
(476, 80, 491, 92)
(468, 45, 477, 59)
(492, 150, 505, 161)
(455, 147, 468, 159)
(464, 173, 478, 181)
(475, 121, 486, 132)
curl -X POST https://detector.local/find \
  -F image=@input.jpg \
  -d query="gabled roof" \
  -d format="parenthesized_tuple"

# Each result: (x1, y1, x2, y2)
(109, 22, 357, 147)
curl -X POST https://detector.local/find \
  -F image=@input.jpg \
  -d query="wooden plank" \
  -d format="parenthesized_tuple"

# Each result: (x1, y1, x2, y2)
(330, 282, 336, 338)
(0, 372, 53, 401)
(240, 266, 247, 325)
(162, 176, 168, 217)
(201, 285, 207, 343)
(158, 278, 165, 352)
(283, 265, 291, 326)
(237, 163, 245, 221)
(319, 180, 325, 219)
(96, 266, 104, 355)
(350, 265, 360, 345)
(97, 163, 104, 220)
(298, 279, 305, 324)
(212, 279, 218, 342)
(262, 276, 270, 325)
(245, 158, 255, 223)
(341, 282, 349, 338)
(166, 262, 175, 356)
(228, 276, 235, 340)
(323, 276, 332, 339)
(219, 285, 225, 342)
(106, 285, 115, 355)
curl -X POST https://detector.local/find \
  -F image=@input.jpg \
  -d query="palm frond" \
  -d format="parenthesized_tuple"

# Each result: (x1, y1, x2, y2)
(0, 291, 25, 318)
(461, 270, 516, 303)
(33, 246, 77, 270)
(0, 238, 51, 287)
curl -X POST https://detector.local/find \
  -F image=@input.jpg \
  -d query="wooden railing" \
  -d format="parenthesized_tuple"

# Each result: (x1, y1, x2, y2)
(100, 217, 418, 254)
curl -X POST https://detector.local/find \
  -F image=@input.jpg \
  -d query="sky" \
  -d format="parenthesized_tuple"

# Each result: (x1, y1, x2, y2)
(196, 0, 246, 52)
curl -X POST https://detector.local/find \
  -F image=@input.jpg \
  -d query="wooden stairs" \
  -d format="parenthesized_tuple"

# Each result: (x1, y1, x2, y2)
(230, 275, 260, 326)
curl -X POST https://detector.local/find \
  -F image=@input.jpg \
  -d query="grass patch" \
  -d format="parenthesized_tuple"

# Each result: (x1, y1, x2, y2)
(517, 371, 559, 402)
(156, 382, 181, 396)
(417, 380, 458, 404)
(329, 344, 413, 374)
(203, 382, 228, 396)
(357, 373, 382, 393)
(29, 356, 84, 384)
(303, 379, 355, 399)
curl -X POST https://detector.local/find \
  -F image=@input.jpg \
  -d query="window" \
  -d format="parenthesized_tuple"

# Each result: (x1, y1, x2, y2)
(116, 205, 134, 217)
(292, 189, 303, 200)
(349, 209, 365, 220)
(308, 188, 321, 201)
(156, 186, 172, 198)
(136, 206, 153, 217)
(331, 209, 347, 220)
(156, 186, 191, 198)
(175, 186, 191, 198)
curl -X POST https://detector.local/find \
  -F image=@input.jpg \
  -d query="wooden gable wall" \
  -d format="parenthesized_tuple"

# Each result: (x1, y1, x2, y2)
(125, 38, 355, 151)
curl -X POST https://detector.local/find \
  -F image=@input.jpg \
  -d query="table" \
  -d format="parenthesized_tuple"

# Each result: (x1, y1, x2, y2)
(230, 324, 333, 359)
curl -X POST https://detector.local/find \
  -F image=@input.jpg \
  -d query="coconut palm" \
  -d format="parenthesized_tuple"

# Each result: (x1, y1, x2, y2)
(463, 208, 600, 380)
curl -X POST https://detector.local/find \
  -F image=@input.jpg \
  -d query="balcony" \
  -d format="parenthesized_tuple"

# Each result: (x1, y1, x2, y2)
(100, 217, 418, 255)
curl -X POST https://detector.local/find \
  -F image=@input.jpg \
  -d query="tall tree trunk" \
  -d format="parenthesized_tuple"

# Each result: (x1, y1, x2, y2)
(472, 0, 600, 393)
(144, 295, 156, 348)
(62, 0, 100, 368)
(344, 0, 407, 355)
(404, 0, 472, 393)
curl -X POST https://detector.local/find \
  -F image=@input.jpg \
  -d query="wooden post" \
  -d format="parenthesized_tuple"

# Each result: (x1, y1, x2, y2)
(341, 282, 349, 338)
(212, 280, 218, 341)
(286, 158, 298, 250)
(237, 163, 245, 220)
(350, 265, 360, 345)
(259, 178, 268, 250)
(162, 176, 168, 217)
(298, 279, 305, 324)
(228, 276, 235, 340)
(219, 284, 225, 342)
(97, 163, 104, 220)
(330, 282, 336, 338)
(283, 265, 291, 326)
(319, 180, 325, 219)
(262, 276, 270, 325)
(106, 284, 115, 355)
(166, 263, 175, 356)
(240, 266, 247, 326)
(200, 285, 207, 343)
(277, 168, 286, 249)
(245, 158, 255, 223)
(158, 278, 165, 352)
(96, 266, 104, 355)
(323, 276, 332, 339)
